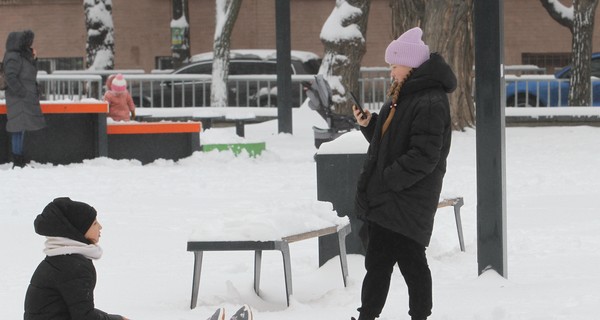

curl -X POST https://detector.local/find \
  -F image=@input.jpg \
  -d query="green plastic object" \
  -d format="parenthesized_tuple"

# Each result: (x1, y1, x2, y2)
(202, 142, 266, 157)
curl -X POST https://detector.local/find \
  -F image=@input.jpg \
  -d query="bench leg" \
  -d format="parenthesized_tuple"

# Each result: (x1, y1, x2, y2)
(453, 198, 466, 252)
(190, 251, 204, 309)
(336, 224, 351, 287)
(254, 250, 262, 296)
(235, 120, 245, 137)
(278, 242, 293, 306)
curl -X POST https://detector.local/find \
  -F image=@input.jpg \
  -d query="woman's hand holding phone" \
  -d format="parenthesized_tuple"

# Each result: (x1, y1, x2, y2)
(350, 91, 371, 127)
(353, 105, 371, 127)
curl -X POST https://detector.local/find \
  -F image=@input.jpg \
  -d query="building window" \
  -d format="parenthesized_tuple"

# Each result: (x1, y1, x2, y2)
(155, 56, 173, 70)
(522, 52, 571, 73)
(37, 57, 84, 73)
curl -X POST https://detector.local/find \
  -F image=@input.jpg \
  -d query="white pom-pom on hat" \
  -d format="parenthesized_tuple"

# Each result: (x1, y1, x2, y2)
(111, 73, 127, 91)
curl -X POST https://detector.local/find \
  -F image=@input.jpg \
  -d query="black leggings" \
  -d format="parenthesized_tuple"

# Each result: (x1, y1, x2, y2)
(358, 222, 432, 320)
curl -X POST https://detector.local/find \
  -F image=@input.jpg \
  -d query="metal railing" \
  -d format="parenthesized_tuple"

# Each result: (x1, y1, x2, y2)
(37, 74, 103, 101)
(29, 69, 391, 109)
(34, 68, 600, 110)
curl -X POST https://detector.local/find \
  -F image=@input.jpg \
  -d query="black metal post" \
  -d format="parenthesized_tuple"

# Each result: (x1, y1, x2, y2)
(474, 0, 508, 277)
(275, 0, 293, 134)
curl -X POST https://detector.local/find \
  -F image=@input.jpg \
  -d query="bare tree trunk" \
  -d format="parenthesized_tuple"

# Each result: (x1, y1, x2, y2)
(570, 0, 598, 106)
(211, 0, 242, 108)
(390, 0, 424, 37)
(319, 0, 370, 115)
(171, 0, 191, 69)
(391, 0, 475, 130)
(540, 0, 600, 106)
(83, 0, 114, 70)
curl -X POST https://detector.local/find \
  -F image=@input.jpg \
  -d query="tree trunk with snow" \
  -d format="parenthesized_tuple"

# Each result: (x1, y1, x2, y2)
(392, 0, 475, 130)
(211, 0, 242, 108)
(171, 0, 191, 69)
(540, 0, 599, 106)
(319, 0, 370, 115)
(83, 0, 114, 70)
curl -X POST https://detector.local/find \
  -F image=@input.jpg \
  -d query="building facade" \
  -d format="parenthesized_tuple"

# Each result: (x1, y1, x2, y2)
(0, 0, 597, 73)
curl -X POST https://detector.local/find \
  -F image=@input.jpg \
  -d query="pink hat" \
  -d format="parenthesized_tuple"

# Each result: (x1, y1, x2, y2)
(111, 73, 127, 91)
(384, 27, 430, 68)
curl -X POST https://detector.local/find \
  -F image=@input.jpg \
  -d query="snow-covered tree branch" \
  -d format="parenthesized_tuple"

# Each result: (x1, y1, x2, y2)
(319, 0, 370, 114)
(83, 0, 114, 70)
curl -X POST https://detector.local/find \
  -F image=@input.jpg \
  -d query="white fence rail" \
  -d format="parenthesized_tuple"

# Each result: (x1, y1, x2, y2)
(28, 69, 393, 109)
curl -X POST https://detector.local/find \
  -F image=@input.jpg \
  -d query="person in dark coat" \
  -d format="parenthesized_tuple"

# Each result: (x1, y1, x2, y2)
(350, 27, 457, 320)
(2, 29, 46, 168)
(24, 197, 129, 320)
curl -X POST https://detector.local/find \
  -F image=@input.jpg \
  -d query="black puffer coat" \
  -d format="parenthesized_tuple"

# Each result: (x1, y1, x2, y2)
(3, 30, 46, 133)
(355, 53, 457, 247)
(24, 198, 122, 320)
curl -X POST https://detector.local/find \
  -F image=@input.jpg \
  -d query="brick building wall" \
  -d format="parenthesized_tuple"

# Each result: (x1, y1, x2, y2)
(0, 0, 597, 73)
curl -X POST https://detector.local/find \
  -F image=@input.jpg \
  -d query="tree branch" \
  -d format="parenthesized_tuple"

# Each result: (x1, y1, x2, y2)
(539, 0, 573, 31)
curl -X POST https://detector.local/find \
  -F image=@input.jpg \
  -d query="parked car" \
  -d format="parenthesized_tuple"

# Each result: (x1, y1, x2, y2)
(132, 49, 321, 108)
(505, 52, 600, 107)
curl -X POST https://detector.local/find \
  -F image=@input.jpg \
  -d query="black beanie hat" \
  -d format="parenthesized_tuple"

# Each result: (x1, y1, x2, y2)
(34, 197, 97, 243)
(60, 198, 97, 235)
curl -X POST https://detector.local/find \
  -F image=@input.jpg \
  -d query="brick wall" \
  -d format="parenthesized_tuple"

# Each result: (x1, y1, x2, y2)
(0, 0, 597, 72)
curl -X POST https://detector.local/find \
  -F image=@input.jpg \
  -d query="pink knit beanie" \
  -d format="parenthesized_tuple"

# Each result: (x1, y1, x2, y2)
(111, 73, 127, 91)
(384, 27, 430, 68)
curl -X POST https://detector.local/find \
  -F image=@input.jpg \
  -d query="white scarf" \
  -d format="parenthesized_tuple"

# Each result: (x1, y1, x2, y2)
(44, 237, 103, 260)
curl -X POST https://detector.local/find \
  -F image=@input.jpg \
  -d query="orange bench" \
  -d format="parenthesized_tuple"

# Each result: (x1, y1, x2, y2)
(107, 121, 202, 164)
(0, 102, 108, 115)
(0, 102, 108, 165)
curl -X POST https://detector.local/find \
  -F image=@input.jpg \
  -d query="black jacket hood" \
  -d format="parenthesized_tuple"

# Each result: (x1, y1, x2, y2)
(402, 52, 457, 95)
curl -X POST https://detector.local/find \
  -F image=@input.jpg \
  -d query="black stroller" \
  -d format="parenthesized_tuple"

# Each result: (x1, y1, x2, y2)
(303, 75, 357, 148)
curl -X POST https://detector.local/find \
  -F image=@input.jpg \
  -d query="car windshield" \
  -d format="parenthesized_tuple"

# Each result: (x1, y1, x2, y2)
(175, 60, 295, 75)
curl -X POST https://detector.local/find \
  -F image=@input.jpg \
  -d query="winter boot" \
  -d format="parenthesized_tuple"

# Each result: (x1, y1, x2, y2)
(12, 154, 26, 169)
(207, 307, 225, 320)
(229, 304, 253, 320)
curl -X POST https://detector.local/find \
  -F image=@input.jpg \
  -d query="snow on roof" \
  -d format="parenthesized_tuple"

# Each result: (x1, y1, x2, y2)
(190, 49, 321, 63)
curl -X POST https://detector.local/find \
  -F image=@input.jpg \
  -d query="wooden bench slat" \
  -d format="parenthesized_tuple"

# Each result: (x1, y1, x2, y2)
(438, 197, 462, 208)
(282, 225, 338, 243)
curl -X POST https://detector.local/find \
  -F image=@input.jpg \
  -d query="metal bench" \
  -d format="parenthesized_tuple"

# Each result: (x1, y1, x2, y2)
(186, 223, 351, 308)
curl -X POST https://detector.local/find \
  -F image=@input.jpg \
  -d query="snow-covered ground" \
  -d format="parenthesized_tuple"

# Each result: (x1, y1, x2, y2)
(2, 103, 600, 320)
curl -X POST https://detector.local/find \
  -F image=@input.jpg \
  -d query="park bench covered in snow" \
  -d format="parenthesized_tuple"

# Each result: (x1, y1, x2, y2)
(106, 120, 201, 164)
(185, 201, 350, 308)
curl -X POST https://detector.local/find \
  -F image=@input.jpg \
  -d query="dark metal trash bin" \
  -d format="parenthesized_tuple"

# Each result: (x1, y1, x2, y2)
(315, 152, 367, 266)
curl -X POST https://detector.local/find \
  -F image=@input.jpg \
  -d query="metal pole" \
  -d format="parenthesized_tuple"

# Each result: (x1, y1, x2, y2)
(474, 0, 508, 277)
(275, 0, 293, 134)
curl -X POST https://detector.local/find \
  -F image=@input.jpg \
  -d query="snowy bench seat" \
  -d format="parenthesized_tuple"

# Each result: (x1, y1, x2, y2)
(186, 222, 351, 308)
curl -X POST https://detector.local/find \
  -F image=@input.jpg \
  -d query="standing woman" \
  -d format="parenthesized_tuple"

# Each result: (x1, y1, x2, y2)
(3, 29, 46, 168)
(351, 27, 457, 320)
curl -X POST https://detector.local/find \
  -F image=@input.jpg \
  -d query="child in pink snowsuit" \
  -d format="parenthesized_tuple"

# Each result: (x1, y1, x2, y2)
(104, 73, 135, 121)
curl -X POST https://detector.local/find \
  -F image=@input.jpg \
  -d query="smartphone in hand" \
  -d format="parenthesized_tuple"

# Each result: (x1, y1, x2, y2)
(349, 91, 367, 119)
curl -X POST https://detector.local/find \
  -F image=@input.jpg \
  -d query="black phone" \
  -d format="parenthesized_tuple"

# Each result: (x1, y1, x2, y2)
(349, 91, 367, 119)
